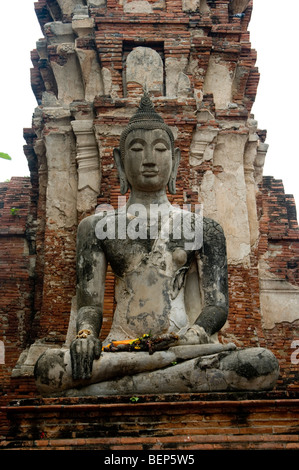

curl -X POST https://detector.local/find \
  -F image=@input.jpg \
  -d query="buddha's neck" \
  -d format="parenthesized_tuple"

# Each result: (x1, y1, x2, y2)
(127, 189, 170, 210)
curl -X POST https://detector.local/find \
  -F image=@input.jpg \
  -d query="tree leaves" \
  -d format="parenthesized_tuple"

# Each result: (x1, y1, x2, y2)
(0, 152, 12, 160)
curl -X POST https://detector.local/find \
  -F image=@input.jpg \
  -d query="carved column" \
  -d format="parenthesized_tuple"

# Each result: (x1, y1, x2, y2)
(189, 127, 218, 167)
(73, 6, 105, 102)
(244, 122, 259, 248)
(71, 119, 101, 215)
(38, 105, 78, 340)
(44, 21, 85, 105)
(254, 142, 269, 185)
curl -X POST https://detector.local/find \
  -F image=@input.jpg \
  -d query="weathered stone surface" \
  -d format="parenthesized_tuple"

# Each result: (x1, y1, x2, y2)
(71, 119, 101, 212)
(87, 0, 106, 6)
(126, 47, 164, 95)
(51, 48, 85, 104)
(182, 0, 210, 13)
(229, 0, 251, 15)
(203, 55, 234, 109)
(34, 344, 279, 396)
(56, 0, 86, 18)
(43, 123, 77, 229)
(0, 341, 4, 365)
(200, 132, 252, 264)
(260, 279, 299, 329)
(44, 22, 75, 45)
(75, 48, 104, 101)
(165, 57, 189, 97)
(72, 17, 95, 37)
(189, 128, 218, 166)
(123, 0, 154, 14)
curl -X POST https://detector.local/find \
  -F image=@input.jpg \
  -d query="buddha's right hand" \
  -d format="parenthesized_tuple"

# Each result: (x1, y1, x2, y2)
(70, 334, 102, 380)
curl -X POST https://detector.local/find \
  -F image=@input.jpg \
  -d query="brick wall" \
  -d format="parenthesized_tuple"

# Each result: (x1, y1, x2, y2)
(258, 177, 299, 284)
(0, 177, 39, 435)
(258, 177, 299, 389)
(2, 392, 299, 450)
(218, 176, 299, 389)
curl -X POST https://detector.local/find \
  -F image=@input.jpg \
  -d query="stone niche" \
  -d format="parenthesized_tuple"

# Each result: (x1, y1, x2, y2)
(260, 279, 299, 330)
(124, 46, 164, 96)
(203, 55, 235, 109)
(182, 0, 210, 14)
(122, 0, 166, 13)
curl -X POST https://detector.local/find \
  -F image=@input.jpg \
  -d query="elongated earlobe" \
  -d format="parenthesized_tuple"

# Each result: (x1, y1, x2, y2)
(119, 175, 129, 195)
(113, 148, 129, 195)
(168, 148, 181, 195)
(168, 177, 176, 195)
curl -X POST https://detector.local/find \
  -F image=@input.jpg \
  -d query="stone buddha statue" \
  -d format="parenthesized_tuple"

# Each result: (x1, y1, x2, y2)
(34, 94, 279, 396)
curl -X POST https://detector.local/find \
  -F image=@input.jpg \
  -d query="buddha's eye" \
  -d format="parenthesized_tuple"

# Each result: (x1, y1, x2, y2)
(130, 146, 143, 152)
(155, 144, 167, 152)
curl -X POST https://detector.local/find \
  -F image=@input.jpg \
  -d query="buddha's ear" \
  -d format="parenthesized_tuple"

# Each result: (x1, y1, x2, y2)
(113, 148, 129, 195)
(168, 147, 181, 195)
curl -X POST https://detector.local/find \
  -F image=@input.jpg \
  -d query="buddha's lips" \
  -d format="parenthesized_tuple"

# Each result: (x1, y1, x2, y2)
(142, 171, 159, 176)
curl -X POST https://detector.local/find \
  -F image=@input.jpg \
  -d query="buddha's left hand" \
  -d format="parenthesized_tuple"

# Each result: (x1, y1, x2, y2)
(178, 325, 210, 345)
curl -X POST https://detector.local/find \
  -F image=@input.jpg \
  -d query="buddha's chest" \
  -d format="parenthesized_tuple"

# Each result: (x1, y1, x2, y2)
(102, 235, 194, 281)
(104, 238, 194, 337)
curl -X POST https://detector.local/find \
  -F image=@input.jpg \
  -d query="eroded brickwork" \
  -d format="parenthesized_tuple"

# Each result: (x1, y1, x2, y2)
(3, 393, 299, 450)
(257, 177, 299, 389)
(0, 177, 39, 435)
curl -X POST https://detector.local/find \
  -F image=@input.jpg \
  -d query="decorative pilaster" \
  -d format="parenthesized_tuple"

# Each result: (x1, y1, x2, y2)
(71, 119, 101, 215)
(243, 119, 260, 247)
(254, 141, 269, 185)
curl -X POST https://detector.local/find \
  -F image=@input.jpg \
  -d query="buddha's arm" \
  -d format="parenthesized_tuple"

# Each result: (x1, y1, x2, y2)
(71, 216, 107, 379)
(195, 217, 229, 336)
(76, 215, 107, 336)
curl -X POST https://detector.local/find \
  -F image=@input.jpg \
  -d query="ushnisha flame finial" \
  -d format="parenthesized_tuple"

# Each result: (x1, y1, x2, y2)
(129, 91, 164, 124)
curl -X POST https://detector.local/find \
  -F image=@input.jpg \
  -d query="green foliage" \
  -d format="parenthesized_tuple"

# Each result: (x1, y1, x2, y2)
(129, 396, 139, 403)
(0, 152, 12, 160)
(10, 207, 19, 216)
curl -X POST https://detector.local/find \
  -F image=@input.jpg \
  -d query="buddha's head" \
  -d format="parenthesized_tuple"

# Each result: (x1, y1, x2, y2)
(114, 93, 181, 195)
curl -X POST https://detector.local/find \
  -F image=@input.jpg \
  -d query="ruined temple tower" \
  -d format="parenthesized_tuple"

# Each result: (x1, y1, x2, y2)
(0, 0, 298, 448)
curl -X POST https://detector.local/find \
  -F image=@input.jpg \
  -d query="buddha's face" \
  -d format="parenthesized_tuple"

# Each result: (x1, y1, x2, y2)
(124, 128, 173, 192)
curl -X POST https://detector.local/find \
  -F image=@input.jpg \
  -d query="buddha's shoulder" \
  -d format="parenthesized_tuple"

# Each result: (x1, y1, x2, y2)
(77, 211, 114, 237)
(202, 216, 226, 244)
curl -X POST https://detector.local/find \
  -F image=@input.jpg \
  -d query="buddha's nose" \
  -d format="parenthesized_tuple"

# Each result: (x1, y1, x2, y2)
(143, 146, 156, 164)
